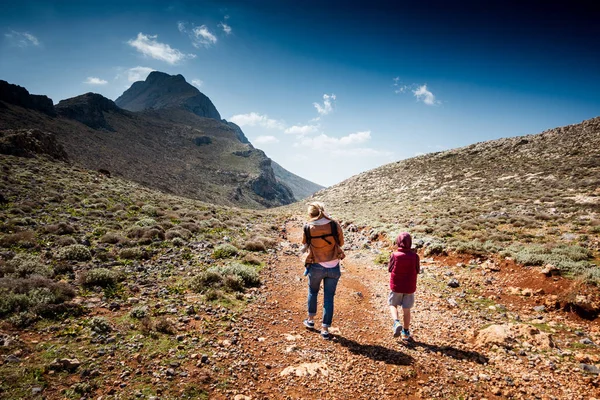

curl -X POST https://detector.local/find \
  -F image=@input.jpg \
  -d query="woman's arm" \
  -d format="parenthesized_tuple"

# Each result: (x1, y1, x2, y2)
(415, 254, 421, 274)
(336, 221, 344, 247)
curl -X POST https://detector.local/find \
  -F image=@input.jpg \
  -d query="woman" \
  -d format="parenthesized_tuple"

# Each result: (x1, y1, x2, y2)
(301, 202, 345, 340)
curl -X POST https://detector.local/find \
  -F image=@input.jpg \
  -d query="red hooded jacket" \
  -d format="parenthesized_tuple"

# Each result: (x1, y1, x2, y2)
(388, 233, 420, 294)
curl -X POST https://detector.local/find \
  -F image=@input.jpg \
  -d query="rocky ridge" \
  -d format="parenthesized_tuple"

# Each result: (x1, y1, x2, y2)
(0, 77, 323, 208)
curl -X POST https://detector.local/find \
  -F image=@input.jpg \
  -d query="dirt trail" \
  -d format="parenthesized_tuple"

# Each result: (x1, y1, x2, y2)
(209, 219, 600, 399)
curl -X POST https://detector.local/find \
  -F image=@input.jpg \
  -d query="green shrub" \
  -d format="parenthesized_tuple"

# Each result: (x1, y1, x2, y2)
(223, 274, 245, 292)
(79, 268, 122, 288)
(165, 228, 192, 240)
(423, 242, 446, 257)
(212, 244, 239, 259)
(141, 205, 158, 217)
(119, 247, 144, 260)
(135, 218, 157, 227)
(374, 252, 390, 265)
(452, 240, 499, 256)
(211, 263, 260, 288)
(0, 277, 76, 318)
(100, 232, 125, 244)
(153, 317, 175, 334)
(0, 254, 51, 278)
(243, 240, 266, 252)
(57, 244, 92, 261)
(0, 230, 36, 248)
(44, 222, 75, 235)
(242, 253, 262, 266)
(179, 222, 200, 233)
(89, 316, 112, 334)
(171, 237, 185, 246)
(503, 243, 597, 282)
(190, 270, 224, 293)
(130, 305, 149, 319)
(55, 236, 77, 247)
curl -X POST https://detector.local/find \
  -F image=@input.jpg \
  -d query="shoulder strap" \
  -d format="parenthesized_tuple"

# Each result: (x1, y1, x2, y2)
(305, 221, 338, 246)
(330, 221, 340, 245)
(304, 224, 312, 246)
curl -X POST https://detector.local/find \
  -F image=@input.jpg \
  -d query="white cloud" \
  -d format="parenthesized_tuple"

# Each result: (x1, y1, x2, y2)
(191, 79, 203, 88)
(255, 135, 279, 144)
(127, 66, 154, 82)
(128, 33, 194, 64)
(229, 112, 285, 130)
(413, 84, 439, 106)
(313, 93, 336, 115)
(5, 30, 40, 47)
(84, 77, 108, 85)
(177, 21, 186, 33)
(191, 25, 217, 48)
(284, 124, 319, 136)
(392, 77, 410, 93)
(296, 131, 371, 150)
(218, 22, 232, 35)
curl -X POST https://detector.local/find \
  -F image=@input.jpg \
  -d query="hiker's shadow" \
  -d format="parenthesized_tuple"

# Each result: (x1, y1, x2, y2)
(404, 340, 488, 364)
(333, 334, 414, 366)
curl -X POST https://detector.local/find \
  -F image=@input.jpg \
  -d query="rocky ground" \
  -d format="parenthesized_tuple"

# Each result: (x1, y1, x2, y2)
(1, 155, 599, 399)
(210, 220, 600, 400)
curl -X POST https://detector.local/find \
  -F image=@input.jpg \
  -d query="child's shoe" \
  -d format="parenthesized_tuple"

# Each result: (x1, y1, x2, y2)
(393, 320, 402, 338)
(401, 329, 411, 341)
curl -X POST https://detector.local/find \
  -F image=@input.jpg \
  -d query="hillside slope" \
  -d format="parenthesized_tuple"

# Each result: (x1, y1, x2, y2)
(1, 152, 599, 399)
(306, 117, 600, 281)
(0, 78, 318, 208)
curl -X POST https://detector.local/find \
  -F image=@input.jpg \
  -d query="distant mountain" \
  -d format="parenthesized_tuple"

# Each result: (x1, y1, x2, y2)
(0, 75, 322, 208)
(272, 161, 325, 200)
(115, 71, 221, 120)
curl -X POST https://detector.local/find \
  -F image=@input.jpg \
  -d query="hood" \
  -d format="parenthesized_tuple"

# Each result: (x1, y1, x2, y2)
(396, 232, 412, 251)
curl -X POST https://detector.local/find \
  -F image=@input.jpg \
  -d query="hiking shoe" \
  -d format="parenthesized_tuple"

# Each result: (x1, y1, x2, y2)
(303, 319, 315, 329)
(401, 329, 411, 341)
(321, 330, 331, 340)
(393, 321, 403, 338)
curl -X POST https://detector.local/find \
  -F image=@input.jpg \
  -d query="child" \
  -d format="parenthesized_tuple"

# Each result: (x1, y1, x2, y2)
(388, 232, 420, 340)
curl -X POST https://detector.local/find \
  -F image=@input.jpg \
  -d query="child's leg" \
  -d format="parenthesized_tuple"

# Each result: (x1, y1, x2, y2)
(389, 305, 399, 321)
(402, 307, 411, 330)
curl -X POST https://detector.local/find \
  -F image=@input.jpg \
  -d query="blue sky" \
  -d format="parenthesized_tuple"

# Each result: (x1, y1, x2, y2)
(1, 1, 599, 186)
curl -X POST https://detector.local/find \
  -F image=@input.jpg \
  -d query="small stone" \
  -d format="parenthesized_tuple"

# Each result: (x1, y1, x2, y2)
(166, 368, 176, 376)
(447, 279, 460, 288)
(533, 305, 546, 313)
(580, 364, 600, 375)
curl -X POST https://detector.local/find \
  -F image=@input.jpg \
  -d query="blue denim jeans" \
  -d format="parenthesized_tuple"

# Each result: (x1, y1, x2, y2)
(307, 263, 341, 327)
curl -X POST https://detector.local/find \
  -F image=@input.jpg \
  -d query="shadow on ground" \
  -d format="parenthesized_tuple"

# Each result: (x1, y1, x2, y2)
(403, 340, 488, 364)
(332, 334, 414, 366)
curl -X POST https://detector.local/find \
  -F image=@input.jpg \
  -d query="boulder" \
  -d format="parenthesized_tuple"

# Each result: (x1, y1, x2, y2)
(475, 323, 553, 350)
(0, 129, 68, 160)
(280, 362, 329, 377)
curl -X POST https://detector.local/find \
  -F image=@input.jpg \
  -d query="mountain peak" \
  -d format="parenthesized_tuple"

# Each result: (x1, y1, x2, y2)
(115, 71, 221, 120)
